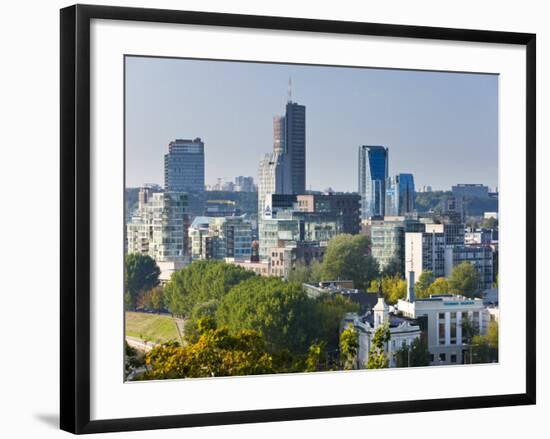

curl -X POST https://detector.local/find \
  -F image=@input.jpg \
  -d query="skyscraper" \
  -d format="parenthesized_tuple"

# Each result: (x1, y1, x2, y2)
(164, 138, 205, 193)
(358, 145, 389, 219)
(385, 173, 416, 216)
(284, 101, 306, 194)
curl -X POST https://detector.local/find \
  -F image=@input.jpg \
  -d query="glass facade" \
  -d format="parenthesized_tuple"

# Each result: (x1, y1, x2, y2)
(385, 173, 415, 216)
(358, 145, 388, 218)
(164, 138, 205, 193)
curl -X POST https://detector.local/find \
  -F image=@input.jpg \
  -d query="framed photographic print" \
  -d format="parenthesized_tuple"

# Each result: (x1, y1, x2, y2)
(60, 4, 536, 434)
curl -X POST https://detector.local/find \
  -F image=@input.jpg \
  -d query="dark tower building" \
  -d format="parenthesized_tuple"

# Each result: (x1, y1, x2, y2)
(284, 101, 306, 194)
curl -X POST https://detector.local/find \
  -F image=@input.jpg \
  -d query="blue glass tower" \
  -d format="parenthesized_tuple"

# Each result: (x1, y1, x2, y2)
(358, 145, 389, 218)
(385, 173, 416, 216)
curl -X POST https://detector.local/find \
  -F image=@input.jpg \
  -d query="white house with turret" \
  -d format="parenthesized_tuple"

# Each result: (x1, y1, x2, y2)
(342, 293, 422, 368)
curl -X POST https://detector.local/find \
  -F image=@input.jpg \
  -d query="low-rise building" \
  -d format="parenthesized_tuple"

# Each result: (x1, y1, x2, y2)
(397, 293, 488, 365)
(343, 294, 422, 368)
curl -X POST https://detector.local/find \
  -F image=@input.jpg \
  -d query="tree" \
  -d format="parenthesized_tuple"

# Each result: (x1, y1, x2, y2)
(216, 277, 317, 354)
(370, 275, 407, 304)
(183, 300, 219, 343)
(339, 323, 359, 370)
(314, 293, 359, 352)
(426, 277, 449, 296)
(381, 257, 403, 278)
(471, 320, 498, 364)
(304, 342, 326, 372)
(136, 285, 164, 312)
(394, 337, 430, 367)
(367, 323, 391, 369)
(125, 254, 160, 310)
(448, 262, 481, 298)
(287, 260, 323, 285)
(414, 271, 435, 299)
(142, 328, 274, 379)
(321, 234, 379, 289)
(163, 260, 255, 317)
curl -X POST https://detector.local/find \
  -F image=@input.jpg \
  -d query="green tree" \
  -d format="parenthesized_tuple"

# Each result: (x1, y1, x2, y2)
(381, 257, 403, 278)
(287, 260, 322, 285)
(472, 321, 498, 364)
(314, 293, 359, 352)
(142, 328, 274, 379)
(394, 337, 430, 367)
(448, 262, 481, 298)
(304, 342, 326, 372)
(183, 300, 219, 343)
(136, 285, 164, 312)
(426, 277, 449, 296)
(339, 323, 359, 370)
(163, 260, 255, 317)
(370, 275, 407, 304)
(321, 234, 379, 289)
(367, 323, 391, 369)
(125, 254, 160, 310)
(414, 271, 435, 299)
(216, 277, 317, 354)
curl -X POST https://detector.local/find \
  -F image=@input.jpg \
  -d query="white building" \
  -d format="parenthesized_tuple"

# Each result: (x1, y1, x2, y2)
(397, 294, 488, 365)
(342, 295, 422, 368)
(127, 189, 188, 263)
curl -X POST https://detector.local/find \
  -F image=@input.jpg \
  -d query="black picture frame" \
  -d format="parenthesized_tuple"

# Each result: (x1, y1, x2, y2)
(60, 4, 536, 434)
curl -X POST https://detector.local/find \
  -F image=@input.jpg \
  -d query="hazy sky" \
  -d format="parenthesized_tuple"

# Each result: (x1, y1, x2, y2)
(125, 56, 498, 192)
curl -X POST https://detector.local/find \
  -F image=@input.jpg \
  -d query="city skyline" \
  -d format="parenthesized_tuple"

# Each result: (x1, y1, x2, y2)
(125, 56, 498, 192)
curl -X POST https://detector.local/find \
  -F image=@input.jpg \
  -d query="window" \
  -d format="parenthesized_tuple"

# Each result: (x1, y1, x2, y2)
(451, 354, 457, 363)
(439, 353, 446, 362)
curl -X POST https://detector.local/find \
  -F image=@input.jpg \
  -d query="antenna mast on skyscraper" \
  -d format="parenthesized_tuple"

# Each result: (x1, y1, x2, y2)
(287, 77, 292, 103)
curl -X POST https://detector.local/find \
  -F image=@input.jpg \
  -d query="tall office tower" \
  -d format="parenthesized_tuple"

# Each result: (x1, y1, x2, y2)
(385, 173, 416, 217)
(284, 101, 306, 194)
(358, 145, 389, 219)
(164, 138, 205, 193)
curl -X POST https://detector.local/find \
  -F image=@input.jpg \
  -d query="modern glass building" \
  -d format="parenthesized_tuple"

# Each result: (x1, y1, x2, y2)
(358, 145, 389, 219)
(164, 138, 205, 193)
(284, 101, 306, 194)
(385, 173, 416, 217)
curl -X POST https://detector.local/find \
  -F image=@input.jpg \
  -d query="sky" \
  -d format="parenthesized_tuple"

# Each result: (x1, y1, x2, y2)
(125, 56, 498, 192)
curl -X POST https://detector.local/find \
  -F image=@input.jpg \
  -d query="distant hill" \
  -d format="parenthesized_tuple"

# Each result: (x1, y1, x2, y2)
(415, 191, 498, 216)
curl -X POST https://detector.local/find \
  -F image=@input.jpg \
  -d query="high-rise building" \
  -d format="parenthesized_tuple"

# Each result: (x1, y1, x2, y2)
(234, 176, 255, 192)
(358, 145, 389, 219)
(385, 173, 415, 216)
(188, 216, 252, 261)
(284, 101, 306, 194)
(164, 138, 205, 193)
(371, 217, 425, 274)
(164, 138, 205, 218)
(296, 193, 361, 235)
(127, 189, 188, 262)
(257, 151, 285, 217)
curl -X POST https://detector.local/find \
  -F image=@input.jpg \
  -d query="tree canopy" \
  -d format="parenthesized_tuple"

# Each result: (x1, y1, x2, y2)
(367, 323, 391, 369)
(448, 262, 481, 297)
(163, 260, 255, 317)
(394, 337, 430, 367)
(142, 328, 274, 379)
(216, 276, 317, 354)
(414, 271, 435, 299)
(425, 277, 449, 297)
(370, 275, 407, 304)
(125, 253, 160, 309)
(320, 234, 379, 289)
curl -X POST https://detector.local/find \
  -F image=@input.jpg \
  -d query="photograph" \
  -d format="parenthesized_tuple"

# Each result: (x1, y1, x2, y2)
(123, 56, 500, 381)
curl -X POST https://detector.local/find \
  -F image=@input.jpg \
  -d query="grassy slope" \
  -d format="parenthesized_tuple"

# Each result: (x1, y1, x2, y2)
(125, 311, 181, 344)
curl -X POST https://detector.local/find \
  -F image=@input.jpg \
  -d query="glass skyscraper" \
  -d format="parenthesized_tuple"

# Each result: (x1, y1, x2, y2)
(358, 145, 389, 219)
(385, 173, 416, 216)
(164, 138, 205, 193)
